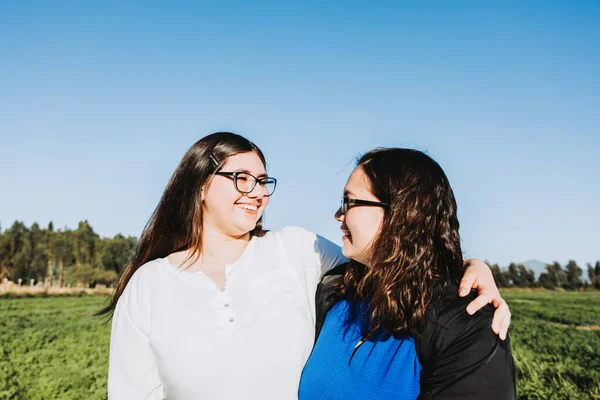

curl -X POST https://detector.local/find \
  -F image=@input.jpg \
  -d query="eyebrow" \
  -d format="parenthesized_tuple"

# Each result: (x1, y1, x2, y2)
(232, 168, 268, 178)
(343, 189, 356, 197)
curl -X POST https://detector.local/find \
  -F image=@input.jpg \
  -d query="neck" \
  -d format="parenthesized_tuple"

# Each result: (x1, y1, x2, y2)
(199, 225, 252, 265)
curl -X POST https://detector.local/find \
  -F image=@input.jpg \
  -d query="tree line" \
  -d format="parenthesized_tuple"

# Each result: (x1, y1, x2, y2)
(0, 221, 137, 288)
(489, 260, 600, 290)
(1, 220, 598, 290)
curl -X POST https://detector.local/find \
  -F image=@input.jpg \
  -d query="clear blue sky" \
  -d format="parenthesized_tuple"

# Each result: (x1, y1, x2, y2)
(1, 1, 598, 268)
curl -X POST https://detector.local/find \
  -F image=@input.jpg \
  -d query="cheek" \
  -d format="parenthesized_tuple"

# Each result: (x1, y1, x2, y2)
(207, 183, 240, 204)
(361, 227, 379, 251)
(204, 192, 239, 217)
(261, 197, 270, 210)
(203, 199, 228, 220)
(353, 213, 383, 245)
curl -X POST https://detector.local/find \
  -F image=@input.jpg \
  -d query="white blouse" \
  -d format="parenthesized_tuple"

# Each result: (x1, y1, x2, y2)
(108, 226, 347, 400)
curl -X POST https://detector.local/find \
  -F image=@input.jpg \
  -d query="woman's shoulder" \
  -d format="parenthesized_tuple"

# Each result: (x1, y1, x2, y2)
(417, 286, 516, 399)
(417, 284, 495, 358)
(427, 284, 494, 331)
(268, 225, 316, 238)
(126, 258, 169, 290)
(261, 226, 317, 246)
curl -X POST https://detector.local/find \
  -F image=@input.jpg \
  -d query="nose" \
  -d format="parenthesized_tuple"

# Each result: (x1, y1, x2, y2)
(334, 207, 344, 221)
(246, 183, 267, 199)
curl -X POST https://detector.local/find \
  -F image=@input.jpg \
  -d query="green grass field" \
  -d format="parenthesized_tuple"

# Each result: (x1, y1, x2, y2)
(0, 296, 111, 400)
(501, 290, 600, 399)
(0, 292, 599, 399)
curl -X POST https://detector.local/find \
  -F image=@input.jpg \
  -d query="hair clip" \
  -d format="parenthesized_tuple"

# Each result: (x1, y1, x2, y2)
(209, 153, 219, 168)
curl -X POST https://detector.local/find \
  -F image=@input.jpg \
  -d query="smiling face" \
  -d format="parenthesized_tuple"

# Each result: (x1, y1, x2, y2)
(335, 166, 385, 265)
(202, 151, 270, 238)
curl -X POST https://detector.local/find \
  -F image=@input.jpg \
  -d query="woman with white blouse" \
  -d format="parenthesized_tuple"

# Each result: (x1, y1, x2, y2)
(101, 132, 511, 400)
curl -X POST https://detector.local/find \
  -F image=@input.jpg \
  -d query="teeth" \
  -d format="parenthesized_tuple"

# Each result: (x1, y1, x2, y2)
(238, 204, 258, 211)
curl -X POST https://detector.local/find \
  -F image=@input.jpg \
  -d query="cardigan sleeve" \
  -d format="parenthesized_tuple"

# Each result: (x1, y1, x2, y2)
(416, 286, 516, 400)
(108, 268, 164, 400)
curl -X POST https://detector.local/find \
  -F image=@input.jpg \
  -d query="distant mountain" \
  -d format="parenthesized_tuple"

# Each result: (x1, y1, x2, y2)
(522, 259, 547, 278)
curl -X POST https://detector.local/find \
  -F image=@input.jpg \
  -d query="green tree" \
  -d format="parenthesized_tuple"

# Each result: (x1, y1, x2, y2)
(73, 221, 100, 267)
(517, 264, 535, 288)
(538, 272, 555, 289)
(54, 229, 76, 287)
(0, 220, 141, 285)
(65, 264, 97, 288)
(595, 261, 600, 290)
(6, 221, 32, 281)
(565, 260, 582, 290)
(44, 222, 56, 286)
(29, 223, 49, 282)
(96, 270, 118, 286)
(0, 230, 9, 280)
(506, 263, 520, 287)
(546, 262, 567, 288)
(100, 234, 137, 274)
(490, 263, 508, 288)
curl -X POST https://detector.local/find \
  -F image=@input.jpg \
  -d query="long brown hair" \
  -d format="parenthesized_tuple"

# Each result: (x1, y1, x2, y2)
(98, 132, 267, 316)
(337, 148, 464, 338)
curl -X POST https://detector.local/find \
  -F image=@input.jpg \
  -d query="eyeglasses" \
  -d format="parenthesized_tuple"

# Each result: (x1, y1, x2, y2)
(215, 172, 277, 196)
(340, 196, 389, 214)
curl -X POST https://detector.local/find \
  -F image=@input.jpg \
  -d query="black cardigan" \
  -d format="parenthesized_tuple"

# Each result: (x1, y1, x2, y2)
(314, 263, 516, 400)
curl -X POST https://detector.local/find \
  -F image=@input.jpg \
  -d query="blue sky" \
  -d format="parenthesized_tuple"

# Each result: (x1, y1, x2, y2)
(1, 1, 598, 269)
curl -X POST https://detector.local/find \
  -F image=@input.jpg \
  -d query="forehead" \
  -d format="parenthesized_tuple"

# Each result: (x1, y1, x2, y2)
(221, 152, 266, 173)
(344, 167, 373, 196)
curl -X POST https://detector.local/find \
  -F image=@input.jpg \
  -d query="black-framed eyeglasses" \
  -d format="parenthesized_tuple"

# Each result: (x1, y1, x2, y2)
(215, 172, 277, 196)
(340, 196, 389, 214)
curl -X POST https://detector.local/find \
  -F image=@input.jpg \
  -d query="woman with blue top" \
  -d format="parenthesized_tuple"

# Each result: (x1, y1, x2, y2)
(300, 148, 516, 399)
(101, 133, 511, 400)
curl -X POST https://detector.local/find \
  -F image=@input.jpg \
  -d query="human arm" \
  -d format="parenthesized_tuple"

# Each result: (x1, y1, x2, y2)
(107, 273, 163, 400)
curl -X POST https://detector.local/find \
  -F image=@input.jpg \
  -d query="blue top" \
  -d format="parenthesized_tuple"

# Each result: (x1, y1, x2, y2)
(299, 300, 421, 400)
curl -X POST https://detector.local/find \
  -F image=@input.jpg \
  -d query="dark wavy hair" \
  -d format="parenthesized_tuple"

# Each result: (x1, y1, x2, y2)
(337, 148, 464, 339)
(98, 132, 267, 316)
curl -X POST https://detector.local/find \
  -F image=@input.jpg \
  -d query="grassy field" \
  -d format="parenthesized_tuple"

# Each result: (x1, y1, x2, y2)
(0, 291, 599, 399)
(0, 296, 111, 400)
(501, 290, 600, 399)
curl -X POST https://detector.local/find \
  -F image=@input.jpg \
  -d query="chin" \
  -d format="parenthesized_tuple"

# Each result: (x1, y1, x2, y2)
(237, 221, 259, 235)
(343, 247, 369, 265)
(341, 245, 354, 259)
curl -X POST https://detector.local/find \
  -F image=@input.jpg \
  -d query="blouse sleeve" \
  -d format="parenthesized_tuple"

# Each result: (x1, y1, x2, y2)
(416, 290, 516, 400)
(108, 269, 164, 400)
(280, 226, 348, 276)
(314, 233, 348, 276)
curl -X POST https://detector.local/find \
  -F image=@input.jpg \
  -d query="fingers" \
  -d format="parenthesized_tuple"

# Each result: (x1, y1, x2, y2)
(499, 311, 511, 340)
(466, 292, 492, 315)
(458, 270, 478, 297)
(462, 257, 511, 339)
(488, 299, 511, 340)
(491, 300, 510, 333)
